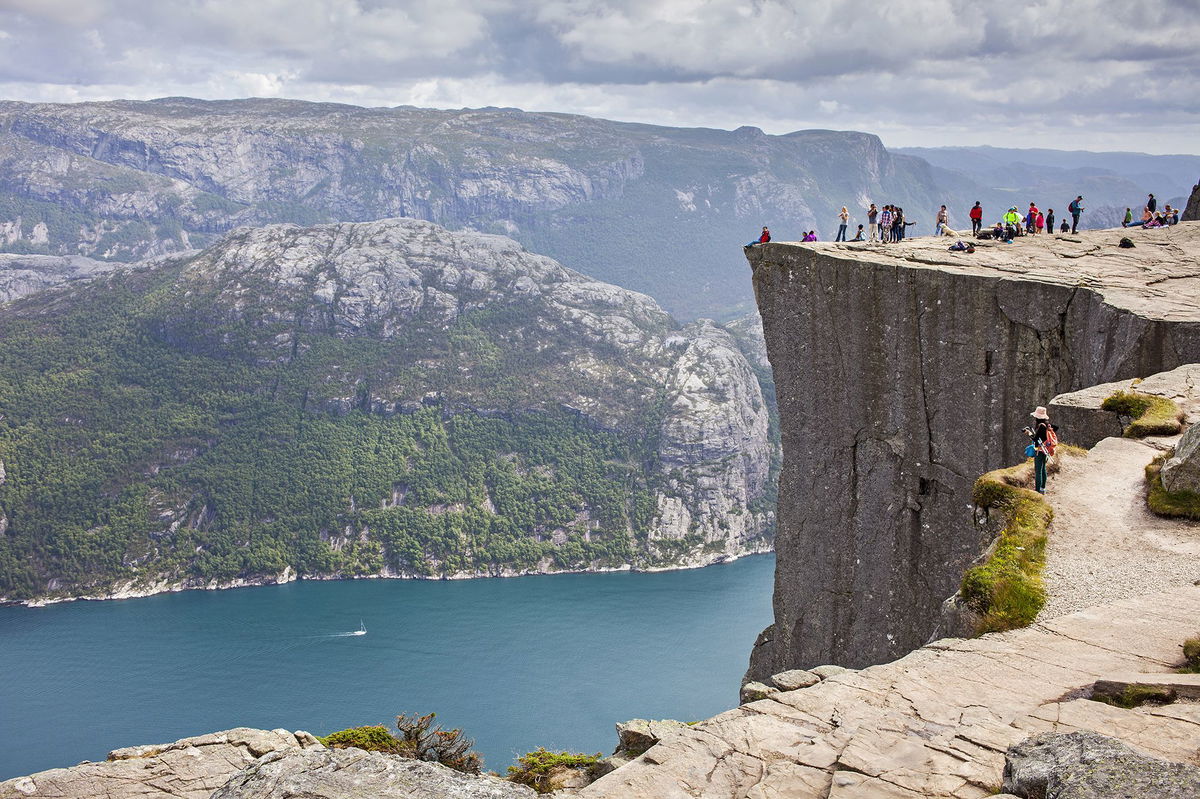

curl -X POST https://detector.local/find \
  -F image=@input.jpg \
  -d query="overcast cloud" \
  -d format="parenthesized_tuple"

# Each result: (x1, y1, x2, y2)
(1, 0, 1197, 152)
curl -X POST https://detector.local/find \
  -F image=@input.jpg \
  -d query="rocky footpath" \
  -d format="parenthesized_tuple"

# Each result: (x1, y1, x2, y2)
(746, 223, 1200, 673)
(579, 586, 1200, 798)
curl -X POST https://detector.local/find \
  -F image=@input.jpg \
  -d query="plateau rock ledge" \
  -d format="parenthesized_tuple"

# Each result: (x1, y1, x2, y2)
(748, 223, 1200, 672)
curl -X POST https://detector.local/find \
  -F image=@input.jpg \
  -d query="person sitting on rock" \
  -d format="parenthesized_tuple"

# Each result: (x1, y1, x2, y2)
(745, 226, 770, 247)
(1003, 207, 1022, 239)
(851, 224, 865, 241)
(1122, 208, 1134, 227)
(1060, 219, 1070, 233)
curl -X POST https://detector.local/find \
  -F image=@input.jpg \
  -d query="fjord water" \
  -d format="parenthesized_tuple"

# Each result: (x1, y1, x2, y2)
(0, 555, 773, 779)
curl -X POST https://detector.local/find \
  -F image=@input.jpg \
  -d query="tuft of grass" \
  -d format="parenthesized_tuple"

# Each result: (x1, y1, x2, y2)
(1181, 636, 1200, 673)
(1091, 683, 1177, 709)
(1101, 390, 1183, 437)
(962, 468, 1053, 634)
(506, 749, 603, 794)
(1145, 455, 1200, 521)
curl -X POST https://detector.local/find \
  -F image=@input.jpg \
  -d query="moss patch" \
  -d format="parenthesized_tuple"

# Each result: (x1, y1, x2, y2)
(962, 467, 1052, 634)
(1145, 455, 1200, 521)
(1091, 683, 1177, 709)
(1101, 390, 1183, 437)
(320, 725, 406, 754)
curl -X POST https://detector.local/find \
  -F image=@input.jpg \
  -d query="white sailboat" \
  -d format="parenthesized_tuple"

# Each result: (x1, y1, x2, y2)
(351, 619, 366, 636)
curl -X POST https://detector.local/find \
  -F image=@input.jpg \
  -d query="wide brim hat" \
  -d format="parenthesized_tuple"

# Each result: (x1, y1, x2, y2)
(1030, 406, 1049, 420)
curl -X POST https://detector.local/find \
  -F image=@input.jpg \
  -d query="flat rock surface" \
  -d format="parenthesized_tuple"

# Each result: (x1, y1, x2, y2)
(211, 747, 534, 799)
(579, 587, 1200, 798)
(1038, 437, 1200, 620)
(762, 222, 1200, 322)
(0, 728, 321, 799)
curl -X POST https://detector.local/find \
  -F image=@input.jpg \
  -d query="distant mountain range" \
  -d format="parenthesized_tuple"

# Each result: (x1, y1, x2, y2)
(0, 97, 955, 320)
(897, 145, 1200, 229)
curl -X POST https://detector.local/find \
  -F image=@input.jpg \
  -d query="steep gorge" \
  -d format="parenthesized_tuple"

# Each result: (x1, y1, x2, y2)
(745, 224, 1200, 674)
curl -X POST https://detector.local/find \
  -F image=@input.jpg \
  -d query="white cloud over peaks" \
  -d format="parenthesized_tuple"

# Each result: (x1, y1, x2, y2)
(0, 0, 1196, 151)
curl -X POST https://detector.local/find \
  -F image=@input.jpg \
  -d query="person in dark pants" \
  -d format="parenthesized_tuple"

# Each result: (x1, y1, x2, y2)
(1147, 194, 1156, 214)
(969, 201, 983, 236)
(1046, 208, 1055, 233)
(1025, 406, 1056, 494)
(1069, 196, 1084, 233)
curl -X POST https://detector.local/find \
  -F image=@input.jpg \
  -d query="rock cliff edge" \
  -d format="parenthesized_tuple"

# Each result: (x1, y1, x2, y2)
(746, 223, 1200, 673)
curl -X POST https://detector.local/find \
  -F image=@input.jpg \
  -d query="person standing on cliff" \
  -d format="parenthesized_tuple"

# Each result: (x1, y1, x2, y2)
(969, 201, 983, 236)
(836, 207, 849, 242)
(1069, 196, 1084, 233)
(867, 203, 879, 242)
(1046, 208, 1055, 234)
(1025, 407, 1057, 495)
(935, 205, 949, 236)
(879, 205, 893, 243)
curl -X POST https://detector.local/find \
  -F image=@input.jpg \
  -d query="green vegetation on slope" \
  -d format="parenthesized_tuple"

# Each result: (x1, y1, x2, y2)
(322, 714, 482, 774)
(962, 466, 1052, 635)
(0, 260, 665, 600)
(1101, 390, 1183, 437)
(507, 749, 603, 793)
(1144, 454, 1200, 521)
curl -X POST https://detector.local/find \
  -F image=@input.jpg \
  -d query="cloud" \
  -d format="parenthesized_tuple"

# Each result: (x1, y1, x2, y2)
(0, 0, 1196, 152)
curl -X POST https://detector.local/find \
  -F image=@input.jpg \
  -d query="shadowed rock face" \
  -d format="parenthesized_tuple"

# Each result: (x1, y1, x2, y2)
(746, 224, 1200, 673)
(1185, 180, 1200, 222)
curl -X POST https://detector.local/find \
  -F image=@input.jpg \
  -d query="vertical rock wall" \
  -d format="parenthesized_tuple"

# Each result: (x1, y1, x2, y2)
(746, 240, 1200, 674)
(1184, 180, 1200, 222)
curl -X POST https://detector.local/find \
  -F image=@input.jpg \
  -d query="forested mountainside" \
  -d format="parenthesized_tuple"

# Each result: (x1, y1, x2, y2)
(0, 97, 952, 319)
(0, 218, 772, 602)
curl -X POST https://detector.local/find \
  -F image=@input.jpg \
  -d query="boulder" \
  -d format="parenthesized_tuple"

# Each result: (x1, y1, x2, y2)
(613, 719, 688, 757)
(1161, 423, 1200, 494)
(211, 747, 534, 799)
(769, 669, 821, 691)
(1003, 731, 1200, 799)
(0, 728, 321, 799)
(1184, 180, 1200, 222)
(809, 664, 854, 680)
(739, 681, 778, 703)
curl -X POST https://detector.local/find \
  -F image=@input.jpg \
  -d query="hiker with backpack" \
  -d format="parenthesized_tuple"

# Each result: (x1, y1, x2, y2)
(1069, 196, 1084, 233)
(1024, 406, 1059, 495)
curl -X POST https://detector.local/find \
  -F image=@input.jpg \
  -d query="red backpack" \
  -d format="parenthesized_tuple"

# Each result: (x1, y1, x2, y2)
(1042, 426, 1058, 457)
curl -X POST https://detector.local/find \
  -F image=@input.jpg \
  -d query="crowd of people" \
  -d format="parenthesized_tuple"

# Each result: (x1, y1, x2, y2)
(746, 189, 1184, 250)
(1123, 194, 1182, 228)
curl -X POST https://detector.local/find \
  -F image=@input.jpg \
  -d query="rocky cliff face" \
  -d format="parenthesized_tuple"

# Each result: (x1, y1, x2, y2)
(746, 224, 1200, 673)
(0, 253, 118, 303)
(0, 98, 953, 319)
(0, 217, 771, 601)
(1185, 180, 1200, 222)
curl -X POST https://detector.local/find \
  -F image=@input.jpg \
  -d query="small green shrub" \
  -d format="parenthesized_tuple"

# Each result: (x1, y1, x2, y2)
(506, 749, 602, 794)
(1181, 636, 1200, 673)
(1145, 456, 1200, 521)
(1101, 391, 1183, 437)
(321, 725, 405, 753)
(321, 714, 483, 774)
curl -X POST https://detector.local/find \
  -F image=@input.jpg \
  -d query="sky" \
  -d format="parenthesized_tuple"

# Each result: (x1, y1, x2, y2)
(1, 0, 1198, 154)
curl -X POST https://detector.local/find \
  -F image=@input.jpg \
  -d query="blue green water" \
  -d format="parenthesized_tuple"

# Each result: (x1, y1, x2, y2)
(0, 555, 773, 779)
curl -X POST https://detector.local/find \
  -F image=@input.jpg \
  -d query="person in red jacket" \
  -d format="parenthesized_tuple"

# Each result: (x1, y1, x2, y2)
(1027, 202, 1040, 233)
(969, 202, 983, 236)
(745, 226, 770, 248)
